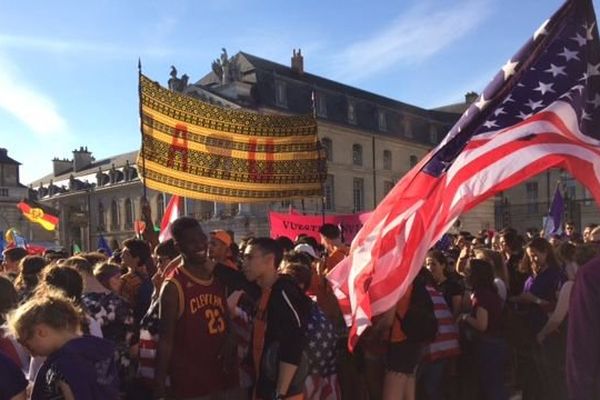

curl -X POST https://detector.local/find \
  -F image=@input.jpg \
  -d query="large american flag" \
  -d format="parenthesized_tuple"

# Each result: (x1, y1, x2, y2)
(328, 0, 600, 350)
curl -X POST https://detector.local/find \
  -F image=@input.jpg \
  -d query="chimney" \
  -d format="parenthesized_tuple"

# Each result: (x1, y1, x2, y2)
(465, 91, 479, 104)
(291, 49, 304, 75)
(72, 146, 93, 172)
(0, 148, 7, 158)
(52, 157, 72, 176)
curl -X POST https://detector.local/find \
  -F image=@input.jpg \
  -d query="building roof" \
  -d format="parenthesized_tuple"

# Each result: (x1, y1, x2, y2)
(30, 150, 139, 187)
(0, 148, 21, 165)
(238, 52, 458, 122)
(195, 51, 462, 146)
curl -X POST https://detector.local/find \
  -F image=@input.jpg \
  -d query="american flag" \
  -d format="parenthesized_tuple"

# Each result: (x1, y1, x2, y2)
(328, 0, 600, 350)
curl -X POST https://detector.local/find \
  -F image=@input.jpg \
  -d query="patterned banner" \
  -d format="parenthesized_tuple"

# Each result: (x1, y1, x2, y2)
(137, 74, 327, 203)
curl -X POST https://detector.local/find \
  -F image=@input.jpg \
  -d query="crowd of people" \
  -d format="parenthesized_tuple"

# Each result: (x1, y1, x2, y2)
(0, 218, 599, 400)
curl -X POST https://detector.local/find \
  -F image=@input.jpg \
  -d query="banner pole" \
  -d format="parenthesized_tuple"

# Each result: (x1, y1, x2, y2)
(138, 58, 148, 201)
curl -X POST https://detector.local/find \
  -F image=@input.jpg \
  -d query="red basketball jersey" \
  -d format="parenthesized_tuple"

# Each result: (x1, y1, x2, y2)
(165, 264, 238, 398)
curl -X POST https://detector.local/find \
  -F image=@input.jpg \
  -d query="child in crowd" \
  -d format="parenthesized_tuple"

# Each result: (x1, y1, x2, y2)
(6, 292, 119, 399)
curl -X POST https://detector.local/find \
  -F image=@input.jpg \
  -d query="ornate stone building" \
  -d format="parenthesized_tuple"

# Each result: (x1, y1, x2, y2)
(30, 50, 496, 249)
(0, 149, 31, 240)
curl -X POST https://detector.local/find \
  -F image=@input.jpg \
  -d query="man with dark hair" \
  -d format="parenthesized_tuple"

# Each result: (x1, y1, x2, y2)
(154, 217, 239, 400)
(242, 237, 309, 400)
(319, 224, 348, 274)
(1, 247, 28, 280)
(120, 238, 154, 323)
(500, 230, 527, 296)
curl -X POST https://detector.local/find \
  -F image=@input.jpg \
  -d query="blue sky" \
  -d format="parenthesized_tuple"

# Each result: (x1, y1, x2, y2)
(1, 0, 596, 184)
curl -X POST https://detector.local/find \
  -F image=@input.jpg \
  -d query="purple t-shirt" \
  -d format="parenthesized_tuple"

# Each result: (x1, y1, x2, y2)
(31, 335, 119, 400)
(523, 266, 564, 333)
(471, 288, 503, 336)
(0, 351, 27, 400)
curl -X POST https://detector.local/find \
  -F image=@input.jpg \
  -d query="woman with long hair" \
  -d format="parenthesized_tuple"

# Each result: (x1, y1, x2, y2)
(425, 250, 464, 319)
(460, 259, 508, 400)
(510, 237, 565, 400)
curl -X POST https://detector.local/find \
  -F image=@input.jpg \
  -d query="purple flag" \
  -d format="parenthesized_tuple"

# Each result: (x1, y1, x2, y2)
(546, 185, 565, 235)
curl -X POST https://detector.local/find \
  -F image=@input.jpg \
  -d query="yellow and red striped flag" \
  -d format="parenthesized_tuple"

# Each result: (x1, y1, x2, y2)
(136, 74, 327, 203)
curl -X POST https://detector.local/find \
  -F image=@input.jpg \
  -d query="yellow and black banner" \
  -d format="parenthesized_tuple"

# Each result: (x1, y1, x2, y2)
(137, 74, 327, 203)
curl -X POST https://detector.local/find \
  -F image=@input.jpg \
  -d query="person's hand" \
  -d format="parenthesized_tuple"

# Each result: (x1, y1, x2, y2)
(459, 313, 470, 324)
(226, 290, 244, 315)
(520, 292, 538, 304)
(536, 332, 546, 344)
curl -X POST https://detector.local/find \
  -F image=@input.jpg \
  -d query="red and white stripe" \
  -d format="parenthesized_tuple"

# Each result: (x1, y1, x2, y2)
(421, 286, 460, 363)
(159, 195, 181, 243)
(328, 100, 600, 350)
(304, 373, 341, 400)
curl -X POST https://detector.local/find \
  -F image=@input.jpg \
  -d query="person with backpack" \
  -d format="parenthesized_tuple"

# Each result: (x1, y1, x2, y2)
(459, 259, 508, 400)
(381, 272, 437, 400)
(241, 238, 310, 400)
(280, 251, 340, 400)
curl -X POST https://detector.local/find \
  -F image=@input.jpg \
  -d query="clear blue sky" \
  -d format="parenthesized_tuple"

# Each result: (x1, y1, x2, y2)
(1, 0, 597, 184)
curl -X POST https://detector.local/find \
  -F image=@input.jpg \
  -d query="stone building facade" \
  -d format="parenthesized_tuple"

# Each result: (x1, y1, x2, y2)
(0, 149, 32, 241)
(29, 50, 496, 249)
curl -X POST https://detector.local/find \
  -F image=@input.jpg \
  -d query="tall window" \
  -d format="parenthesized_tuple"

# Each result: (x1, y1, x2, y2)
(124, 198, 134, 229)
(317, 92, 327, 117)
(321, 137, 333, 162)
(156, 194, 165, 224)
(352, 144, 363, 166)
(98, 202, 105, 231)
(378, 110, 387, 131)
(353, 178, 364, 212)
(526, 182, 539, 213)
(324, 174, 334, 210)
(275, 81, 287, 107)
(348, 100, 356, 124)
(429, 125, 438, 144)
(409, 155, 418, 168)
(383, 150, 392, 170)
(110, 200, 119, 230)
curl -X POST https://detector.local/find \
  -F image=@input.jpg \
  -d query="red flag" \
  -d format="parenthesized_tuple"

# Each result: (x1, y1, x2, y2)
(159, 195, 181, 242)
(328, 0, 600, 350)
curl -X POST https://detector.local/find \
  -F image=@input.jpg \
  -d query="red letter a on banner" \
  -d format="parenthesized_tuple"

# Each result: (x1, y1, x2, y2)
(167, 124, 189, 172)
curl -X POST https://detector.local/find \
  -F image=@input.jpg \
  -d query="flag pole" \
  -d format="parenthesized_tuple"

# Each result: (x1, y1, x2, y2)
(138, 58, 148, 201)
(137, 59, 158, 249)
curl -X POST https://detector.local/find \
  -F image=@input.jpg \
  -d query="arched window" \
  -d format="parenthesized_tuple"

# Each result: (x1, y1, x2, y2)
(352, 144, 363, 166)
(110, 200, 119, 230)
(383, 150, 392, 170)
(156, 194, 165, 225)
(98, 201, 105, 231)
(321, 137, 333, 162)
(409, 155, 418, 168)
(124, 198, 134, 229)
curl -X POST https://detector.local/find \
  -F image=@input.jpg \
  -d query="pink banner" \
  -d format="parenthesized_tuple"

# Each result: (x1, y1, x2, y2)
(269, 211, 368, 244)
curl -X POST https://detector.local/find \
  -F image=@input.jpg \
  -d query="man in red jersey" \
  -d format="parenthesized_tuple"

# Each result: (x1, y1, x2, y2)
(153, 217, 240, 400)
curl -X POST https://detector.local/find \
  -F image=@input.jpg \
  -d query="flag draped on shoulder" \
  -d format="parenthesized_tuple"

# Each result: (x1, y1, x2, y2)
(328, 0, 600, 350)
(137, 74, 327, 203)
(17, 199, 59, 231)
